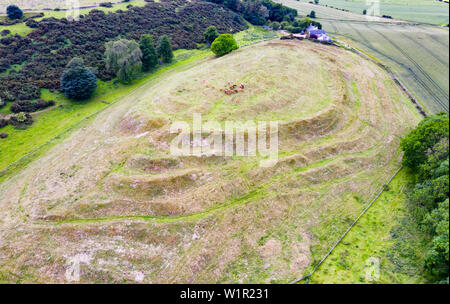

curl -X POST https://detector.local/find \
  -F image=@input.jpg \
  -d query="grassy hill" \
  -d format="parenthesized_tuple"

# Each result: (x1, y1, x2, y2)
(0, 40, 421, 283)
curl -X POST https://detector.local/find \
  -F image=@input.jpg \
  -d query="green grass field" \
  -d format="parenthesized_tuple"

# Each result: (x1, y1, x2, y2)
(309, 168, 427, 284)
(276, 0, 449, 114)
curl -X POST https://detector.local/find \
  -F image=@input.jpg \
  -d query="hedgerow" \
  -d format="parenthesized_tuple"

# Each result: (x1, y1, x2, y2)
(10, 99, 56, 113)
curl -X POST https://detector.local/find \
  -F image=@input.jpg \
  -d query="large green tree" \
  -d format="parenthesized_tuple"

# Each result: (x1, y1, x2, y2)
(60, 57, 97, 100)
(157, 35, 174, 64)
(7, 5, 23, 20)
(210, 34, 238, 57)
(204, 26, 220, 46)
(105, 39, 143, 83)
(402, 113, 449, 283)
(139, 34, 158, 72)
(400, 113, 449, 170)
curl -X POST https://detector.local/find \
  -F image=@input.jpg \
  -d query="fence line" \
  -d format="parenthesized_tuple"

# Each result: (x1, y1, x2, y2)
(290, 165, 404, 284)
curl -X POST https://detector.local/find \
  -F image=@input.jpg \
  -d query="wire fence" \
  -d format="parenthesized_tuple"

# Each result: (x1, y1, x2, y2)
(289, 165, 404, 284)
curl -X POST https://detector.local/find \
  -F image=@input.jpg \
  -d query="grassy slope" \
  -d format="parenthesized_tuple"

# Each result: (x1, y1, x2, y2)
(309, 168, 427, 284)
(0, 49, 210, 180)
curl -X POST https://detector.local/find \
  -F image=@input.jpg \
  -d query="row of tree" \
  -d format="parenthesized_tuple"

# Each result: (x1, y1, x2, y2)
(400, 113, 449, 283)
(61, 34, 174, 100)
(268, 17, 322, 33)
(205, 0, 298, 25)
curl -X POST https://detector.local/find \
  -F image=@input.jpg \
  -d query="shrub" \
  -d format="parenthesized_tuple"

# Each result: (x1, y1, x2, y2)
(211, 34, 238, 56)
(10, 99, 56, 113)
(99, 2, 113, 8)
(204, 26, 220, 45)
(7, 5, 23, 20)
(0, 132, 8, 139)
(105, 39, 143, 84)
(1, 29, 11, 36)
(271, 21, 280, 30)
(286, 26, 302, 34)
(61, 57, 98, 100)
(140, 34, 158, 72)
(0, 116, 8, 129)
(157, 35, 174, 63)
(401, 113, 449, 170)
(9, 112, 33, 129)
(0, 1, 247, 102)
(308, 11, 316, 18)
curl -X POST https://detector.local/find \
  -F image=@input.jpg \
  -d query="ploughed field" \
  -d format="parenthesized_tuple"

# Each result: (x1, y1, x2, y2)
(276, 0, 449, 114)
(0, 40, 421, 283)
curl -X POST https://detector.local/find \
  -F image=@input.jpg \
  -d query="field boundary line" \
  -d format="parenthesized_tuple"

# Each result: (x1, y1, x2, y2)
(289, 165, 404, 284)
(338, 40, 429, 117)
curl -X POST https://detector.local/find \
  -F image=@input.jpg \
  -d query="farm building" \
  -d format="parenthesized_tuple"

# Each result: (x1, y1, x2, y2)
(306, 25, 333, 43)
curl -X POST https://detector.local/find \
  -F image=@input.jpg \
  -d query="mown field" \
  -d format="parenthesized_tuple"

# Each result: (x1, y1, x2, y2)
(0, 39, 422, 283)
(297, 0, 449, 25)
(276, 0, 449, 114)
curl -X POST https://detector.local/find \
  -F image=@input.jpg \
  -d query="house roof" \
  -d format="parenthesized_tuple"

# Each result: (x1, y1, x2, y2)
(309, 29, 326, 35)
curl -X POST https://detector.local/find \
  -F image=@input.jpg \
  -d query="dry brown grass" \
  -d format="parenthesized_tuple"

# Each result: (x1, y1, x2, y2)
(0, 40, 421, 283)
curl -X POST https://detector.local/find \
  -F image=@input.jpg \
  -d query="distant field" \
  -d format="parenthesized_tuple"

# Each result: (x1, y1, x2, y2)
(0, 0, 148, 36)
(0, 0, 146, 12)
(276, 0, 449, 113)
(292, 0, 449, 25)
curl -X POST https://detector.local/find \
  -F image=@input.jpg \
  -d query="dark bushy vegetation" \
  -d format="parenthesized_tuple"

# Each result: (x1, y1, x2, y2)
(6, 5, 23, 20)
(211, 34, 238, 56)
(0, 0, 246, 103)
(10, 99, 56, 113)
(140, 34, 158, 72)
(401, 113, 449, 283)
(281, 17, 322, 34)
(157, 35, 174, 63)
(61, 58, 98, 100)
(204, 0, 297, 25)
(8, 112, 33, 129)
